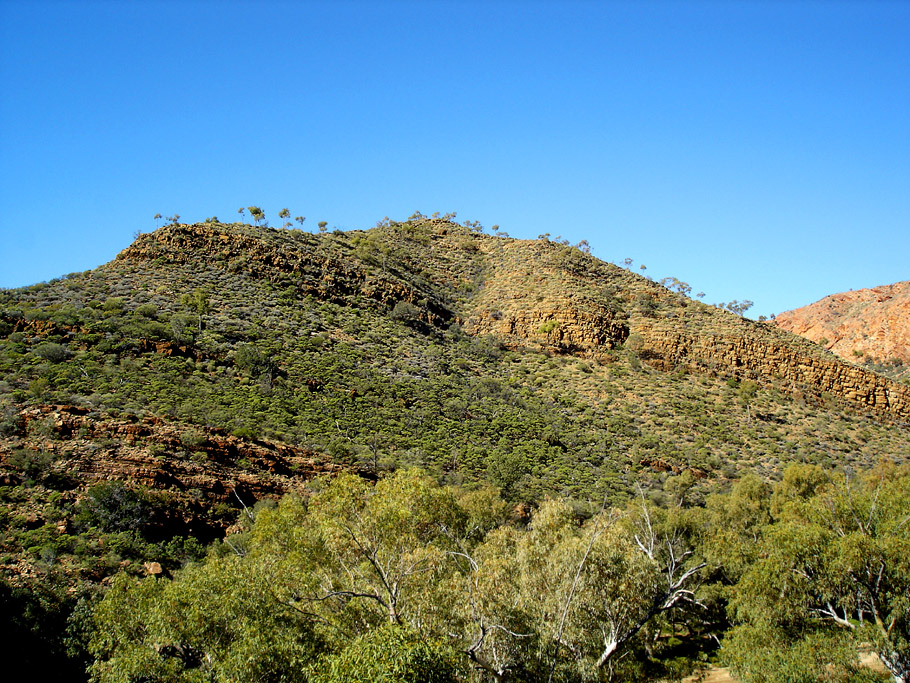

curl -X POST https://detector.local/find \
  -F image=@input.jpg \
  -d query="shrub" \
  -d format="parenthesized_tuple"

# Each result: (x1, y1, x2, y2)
(34, 342, 67, 362)
(538, 320, 559, 334)
(7, 449, 55, 483)
(74, 482, 157, 535)
(391, 301, 421, 324)
(135, 303, 157, 318)
(102, 297, 125, 314)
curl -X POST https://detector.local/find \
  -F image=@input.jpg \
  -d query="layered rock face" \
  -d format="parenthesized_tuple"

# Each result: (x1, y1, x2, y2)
(463, 239, 630, 354)
(774, 281, 910, 367)
(456, 234, 909, 421)
(635, 321, 910, 420)
(1, 404, 347, 504)
(465, 306, 628, 354)
(119, 223, 455, 329)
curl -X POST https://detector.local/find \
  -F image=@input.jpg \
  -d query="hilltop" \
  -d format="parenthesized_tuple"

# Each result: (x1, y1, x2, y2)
(775, 280, 910, 382)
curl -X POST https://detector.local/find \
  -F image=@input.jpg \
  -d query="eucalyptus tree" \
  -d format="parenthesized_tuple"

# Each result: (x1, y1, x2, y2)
(84, 472, 714, 682)
(722, 463, 910, 683)
(248, 206, 265, 226)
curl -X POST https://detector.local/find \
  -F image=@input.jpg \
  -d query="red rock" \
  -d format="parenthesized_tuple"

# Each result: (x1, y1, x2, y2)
(775, 281, 910, 367)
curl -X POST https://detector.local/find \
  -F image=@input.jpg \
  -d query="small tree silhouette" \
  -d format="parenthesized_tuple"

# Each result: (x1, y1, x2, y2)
(247, 207, 264, 225)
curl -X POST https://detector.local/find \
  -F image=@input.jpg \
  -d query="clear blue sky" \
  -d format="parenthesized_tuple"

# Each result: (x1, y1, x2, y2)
(1, 0, 907, 318)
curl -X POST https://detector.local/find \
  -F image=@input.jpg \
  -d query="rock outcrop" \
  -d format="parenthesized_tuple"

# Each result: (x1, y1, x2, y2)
(455, 233, 909, 421)
(1, 404, 351, 506)
(118, 223, 455, 330)
(463, 238, 630, 354)
(635, 321, 910, 420)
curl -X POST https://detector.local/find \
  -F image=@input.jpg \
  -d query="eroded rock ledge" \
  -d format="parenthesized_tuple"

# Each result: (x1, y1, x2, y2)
(636, 324, 910, 421)
(119, 223, 455, 330)
(1, 404, 352, 504)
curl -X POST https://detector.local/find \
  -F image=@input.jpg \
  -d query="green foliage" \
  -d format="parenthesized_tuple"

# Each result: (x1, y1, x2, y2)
(720, 463, 910, 683)
(311, 625, 459, 683)
(233, 342, 276, 379)
(74, 482, 158, 536)
(7, 448, 59, 485)
(537, 320, 559, 334)
(88, 472, 711, 682)
(391, 300, 421, 325)
(89, 559, 322, 683)
(247, 206, 265, 225)
(723, 626, 888, 683)
(34, 341, 68, 362)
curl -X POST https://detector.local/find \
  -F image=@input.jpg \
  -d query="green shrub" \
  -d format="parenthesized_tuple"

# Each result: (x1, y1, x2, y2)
(391, 300, 421, 324)
(135, 303, 158, 318)
(34, 341, 67, 362)
(7, 449, 55, 483)
(74, 482, 157, 535)
(102, 297, 125, 314)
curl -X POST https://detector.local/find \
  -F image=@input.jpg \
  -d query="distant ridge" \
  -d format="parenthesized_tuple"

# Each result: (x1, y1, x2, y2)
(775, 281, 910, 381)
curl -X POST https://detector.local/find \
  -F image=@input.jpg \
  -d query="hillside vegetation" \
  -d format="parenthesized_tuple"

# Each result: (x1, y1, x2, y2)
(1, 216, 908, 680)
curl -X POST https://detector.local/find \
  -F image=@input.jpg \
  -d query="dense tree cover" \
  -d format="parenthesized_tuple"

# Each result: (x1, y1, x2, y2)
(719, 463, 910, 683)
(88, 470, 707, 682)
(82, 464, 909, 682)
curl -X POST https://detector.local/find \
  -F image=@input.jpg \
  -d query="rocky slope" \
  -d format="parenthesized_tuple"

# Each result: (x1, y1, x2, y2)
(1, 403, 347, 503)
(775, 281, 910, 381)
(4, 218, 910, 497)
(452, 234, 910, 420)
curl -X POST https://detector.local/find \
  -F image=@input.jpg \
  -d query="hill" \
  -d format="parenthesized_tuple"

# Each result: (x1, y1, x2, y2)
(774, 281, 910, 382)
(2, 216, 909, 679)
(2, 217, 908, 510)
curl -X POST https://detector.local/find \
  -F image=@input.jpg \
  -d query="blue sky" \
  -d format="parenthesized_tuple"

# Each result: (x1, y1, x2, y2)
(1, 0, 907, 318)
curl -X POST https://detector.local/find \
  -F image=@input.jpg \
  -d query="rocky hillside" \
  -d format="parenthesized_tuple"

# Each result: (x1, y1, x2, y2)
(106, 220, 910, 418)
(775, 281, 910, 382)
(2, 216, 910, 595)
(3, 216, 908, 682)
